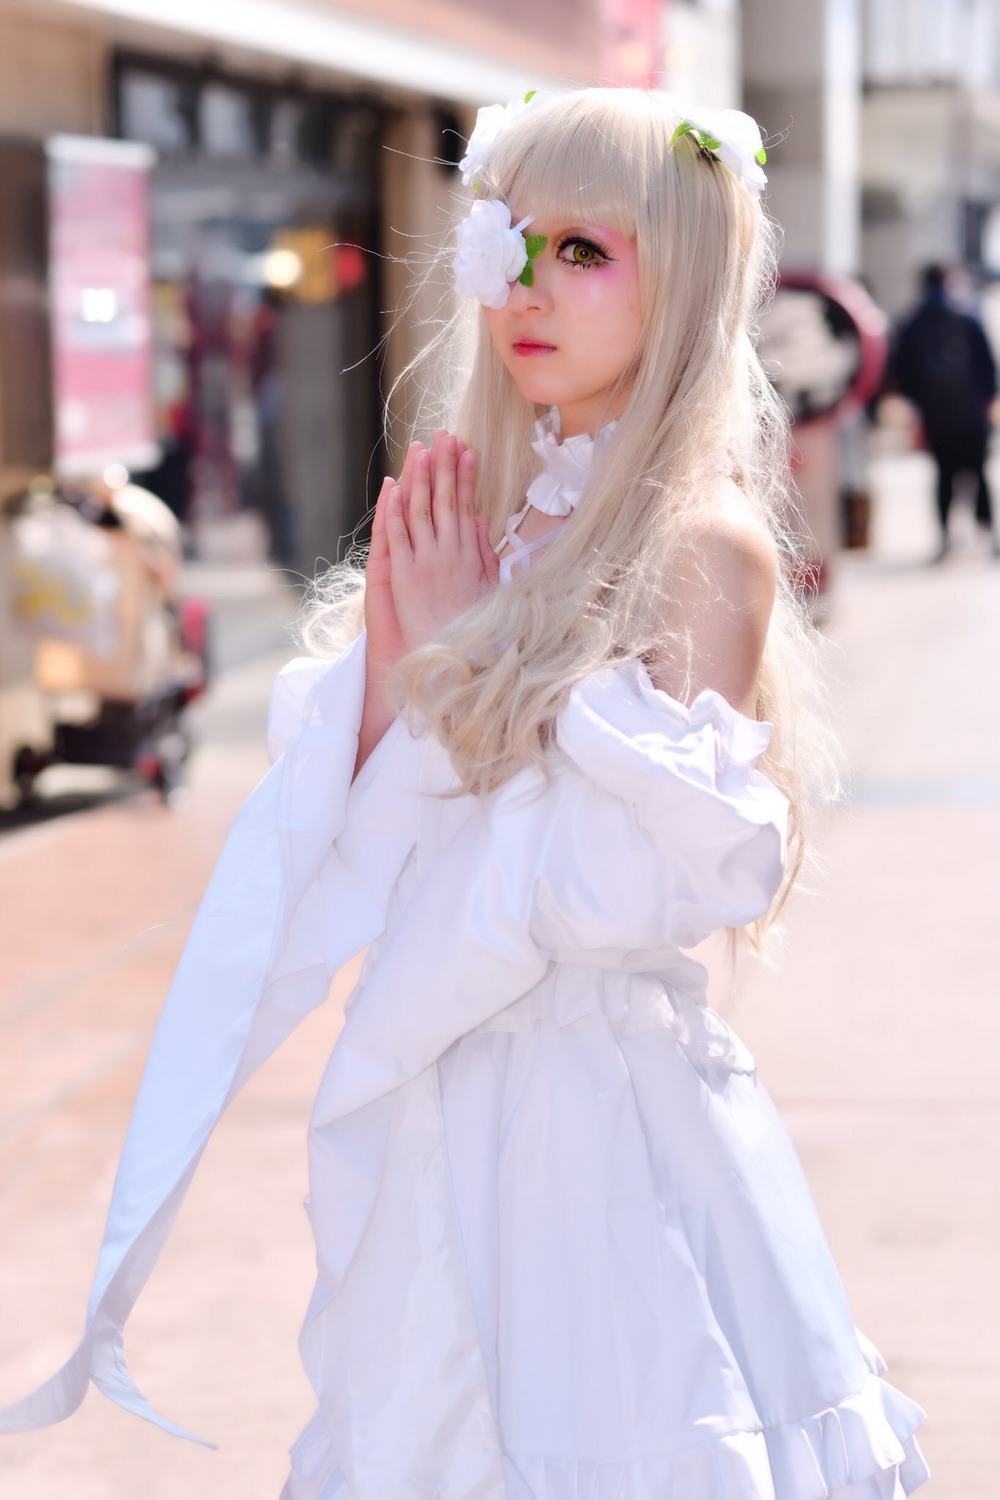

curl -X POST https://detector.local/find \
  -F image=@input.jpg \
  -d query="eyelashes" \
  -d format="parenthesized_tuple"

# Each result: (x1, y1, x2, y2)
(555, 234, 615, 268)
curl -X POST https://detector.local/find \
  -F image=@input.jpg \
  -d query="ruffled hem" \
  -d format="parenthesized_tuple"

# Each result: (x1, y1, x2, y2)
(283, 1374, 927, 1500)
(505, 1373, 929, 1499)
(764, 1373, 929, 1500)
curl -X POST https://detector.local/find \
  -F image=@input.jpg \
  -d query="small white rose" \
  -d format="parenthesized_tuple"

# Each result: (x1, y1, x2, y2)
(459, 92, 542, 188)
(453, 200, 531, 310)
(674, 104, 768, 198)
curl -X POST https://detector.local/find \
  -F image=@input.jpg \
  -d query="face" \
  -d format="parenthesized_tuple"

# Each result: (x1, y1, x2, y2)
(483, 216, 643, 438)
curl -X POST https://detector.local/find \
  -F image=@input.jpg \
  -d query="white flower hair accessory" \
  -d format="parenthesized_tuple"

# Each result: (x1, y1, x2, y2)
(459, 90, 541, 190)
(671, 105, 768, 198)
(452, 200, 546, 310)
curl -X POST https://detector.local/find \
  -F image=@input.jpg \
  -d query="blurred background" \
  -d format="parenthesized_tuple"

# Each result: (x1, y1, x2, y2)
(0, 1, 997, 1497)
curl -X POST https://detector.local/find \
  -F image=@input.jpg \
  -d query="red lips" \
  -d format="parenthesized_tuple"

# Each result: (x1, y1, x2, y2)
(512, 340, 557, 356)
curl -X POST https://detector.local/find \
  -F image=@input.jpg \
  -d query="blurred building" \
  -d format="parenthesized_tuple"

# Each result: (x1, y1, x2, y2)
(0, 0, 600, 571)
(660, 0, 741, 109)
(743, 0, 863, 277)
(862, 0, 1000, 315)
(11, 0, 965, 574)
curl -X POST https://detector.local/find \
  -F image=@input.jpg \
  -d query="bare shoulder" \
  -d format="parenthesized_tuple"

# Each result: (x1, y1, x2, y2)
(652, 479, 778, 714)
(680, 476, 778, 611)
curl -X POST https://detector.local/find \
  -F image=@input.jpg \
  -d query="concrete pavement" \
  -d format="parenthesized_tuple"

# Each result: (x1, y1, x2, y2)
(734, 446, 1000, 1499)
(0, 448, 997, 1496)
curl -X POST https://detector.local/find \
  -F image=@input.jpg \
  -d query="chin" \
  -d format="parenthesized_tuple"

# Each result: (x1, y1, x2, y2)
(509, 376, 571, 408)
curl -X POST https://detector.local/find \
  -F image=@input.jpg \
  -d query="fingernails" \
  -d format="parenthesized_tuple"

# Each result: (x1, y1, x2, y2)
(389, 485, 402, 504)
(460, 449, 476, 470)
(418, 450, 430, 470)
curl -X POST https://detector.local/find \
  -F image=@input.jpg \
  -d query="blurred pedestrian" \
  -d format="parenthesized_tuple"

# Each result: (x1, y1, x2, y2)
(0, 89, 928, 1499)
(893, 263, 999, 559)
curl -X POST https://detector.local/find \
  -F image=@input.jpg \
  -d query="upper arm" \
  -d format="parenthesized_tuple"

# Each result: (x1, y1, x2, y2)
(649, 482, 778, 716)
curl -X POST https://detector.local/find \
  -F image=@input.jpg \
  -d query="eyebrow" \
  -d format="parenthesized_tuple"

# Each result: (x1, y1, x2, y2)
(538, 221, 630, 245)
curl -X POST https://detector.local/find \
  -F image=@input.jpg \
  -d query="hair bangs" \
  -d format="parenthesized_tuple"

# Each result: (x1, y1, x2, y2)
(486, 91, 677, 239)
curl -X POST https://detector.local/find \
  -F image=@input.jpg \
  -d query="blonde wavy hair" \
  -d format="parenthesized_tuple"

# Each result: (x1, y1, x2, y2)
(303, 87, 840, 917)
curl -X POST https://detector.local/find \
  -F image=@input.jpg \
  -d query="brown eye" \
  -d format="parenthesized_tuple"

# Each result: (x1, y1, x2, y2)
(557, 235, 612, 269)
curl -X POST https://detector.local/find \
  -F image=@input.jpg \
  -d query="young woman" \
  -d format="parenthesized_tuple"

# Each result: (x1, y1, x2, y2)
(2, 88, 928, 1499)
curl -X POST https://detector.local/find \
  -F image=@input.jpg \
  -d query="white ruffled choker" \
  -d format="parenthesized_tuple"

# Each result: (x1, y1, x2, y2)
(525, 408, 618, 517)
(497, 409, 617, 584)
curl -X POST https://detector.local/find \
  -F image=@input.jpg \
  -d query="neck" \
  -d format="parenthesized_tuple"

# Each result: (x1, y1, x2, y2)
(556, 387, 633, 439)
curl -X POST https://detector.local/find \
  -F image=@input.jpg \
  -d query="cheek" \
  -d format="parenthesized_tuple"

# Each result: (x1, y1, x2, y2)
(577, 269, 643, 358)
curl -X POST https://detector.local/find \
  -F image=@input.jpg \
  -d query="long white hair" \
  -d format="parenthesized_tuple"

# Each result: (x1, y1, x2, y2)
(304, 87, 840, 917)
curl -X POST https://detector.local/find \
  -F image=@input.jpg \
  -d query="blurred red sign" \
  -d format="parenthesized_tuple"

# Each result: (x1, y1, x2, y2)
(602, 0, 661, 85)
(47, 135, 158, 476)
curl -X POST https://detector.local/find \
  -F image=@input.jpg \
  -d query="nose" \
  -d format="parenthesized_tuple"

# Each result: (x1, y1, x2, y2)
(507, 260, 551, 312)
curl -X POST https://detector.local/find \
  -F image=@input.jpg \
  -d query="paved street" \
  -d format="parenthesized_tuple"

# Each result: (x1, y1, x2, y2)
(0, 451, 997, 1497)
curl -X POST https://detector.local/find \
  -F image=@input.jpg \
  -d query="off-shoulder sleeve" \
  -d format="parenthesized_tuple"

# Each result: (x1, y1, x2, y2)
(539, 660, 789, 952)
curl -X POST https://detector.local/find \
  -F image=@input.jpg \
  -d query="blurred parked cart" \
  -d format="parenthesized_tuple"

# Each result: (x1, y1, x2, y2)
(1, 477, 209, 806)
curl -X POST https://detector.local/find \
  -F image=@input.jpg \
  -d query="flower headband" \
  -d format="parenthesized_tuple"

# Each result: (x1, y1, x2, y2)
(670, 104, 768, 198)
(458, 89, 542, 192)
(452, 93, 768, 309)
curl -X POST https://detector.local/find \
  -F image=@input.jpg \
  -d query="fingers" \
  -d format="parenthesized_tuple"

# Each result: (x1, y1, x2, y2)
(370, 475, 392, 544)
(456, 447, 477, 550)
(405, 432, 465, 554)
(385, 482, 414, 570)
(397, 441, 423, 522)
(389, 432, 483, 586)
(407, 448, 434, 543)
(366, 476, 394, 581)
(429, 428, 449, 473)
(430, 434, 460, 550)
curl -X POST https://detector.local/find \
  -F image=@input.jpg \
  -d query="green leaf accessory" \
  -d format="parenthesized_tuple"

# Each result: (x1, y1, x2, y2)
(669, 108, 769, 199)
(671, 120, 722, 155)
(518, 232, 547, 288)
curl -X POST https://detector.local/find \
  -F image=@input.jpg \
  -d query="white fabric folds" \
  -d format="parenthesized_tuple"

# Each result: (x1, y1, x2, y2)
(0, 637, 928, 1500)
(0, 635, 393, 1443)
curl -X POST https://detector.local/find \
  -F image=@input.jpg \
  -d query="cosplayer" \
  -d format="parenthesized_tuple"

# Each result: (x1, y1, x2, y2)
(1, 88, 927, 1499)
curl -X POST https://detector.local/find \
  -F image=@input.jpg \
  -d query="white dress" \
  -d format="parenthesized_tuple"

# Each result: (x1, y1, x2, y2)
(0, 629, 929, 1499)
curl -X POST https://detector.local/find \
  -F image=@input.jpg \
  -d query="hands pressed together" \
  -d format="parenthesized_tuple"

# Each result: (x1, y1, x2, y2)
(364, 429, 500, 677)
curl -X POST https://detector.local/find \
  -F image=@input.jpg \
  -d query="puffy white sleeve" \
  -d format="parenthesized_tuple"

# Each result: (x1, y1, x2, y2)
(266, 652, 336, 763)
(535, 660, 788, 954)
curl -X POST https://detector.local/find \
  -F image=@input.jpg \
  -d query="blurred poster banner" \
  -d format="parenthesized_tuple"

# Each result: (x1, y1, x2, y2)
(46, 135, 159, 476)
(602, 0, 661, 86)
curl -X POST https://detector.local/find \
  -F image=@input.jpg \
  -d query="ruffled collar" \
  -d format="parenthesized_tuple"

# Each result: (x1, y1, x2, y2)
(524, 408, 618, 518)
